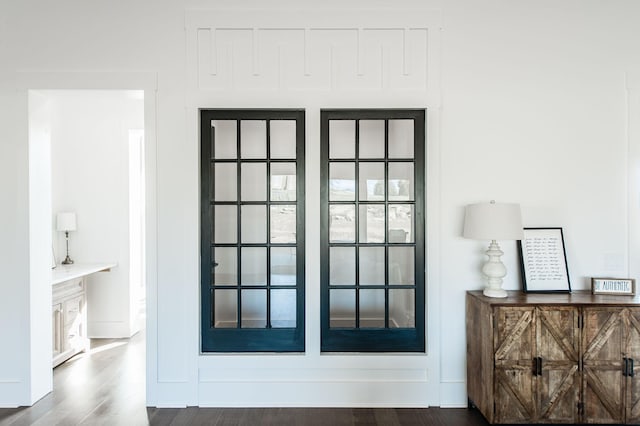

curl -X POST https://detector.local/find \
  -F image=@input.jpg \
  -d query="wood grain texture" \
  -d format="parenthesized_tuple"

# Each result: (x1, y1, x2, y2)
(466, 291, 640, 424)
(466, 292, 496, 422)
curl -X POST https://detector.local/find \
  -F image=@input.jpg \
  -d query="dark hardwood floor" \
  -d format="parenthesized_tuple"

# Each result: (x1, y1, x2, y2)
(0, 330, 490, 425)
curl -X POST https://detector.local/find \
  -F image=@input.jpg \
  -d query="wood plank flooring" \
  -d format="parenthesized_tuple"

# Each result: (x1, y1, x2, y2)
(0, 330, 491, 425)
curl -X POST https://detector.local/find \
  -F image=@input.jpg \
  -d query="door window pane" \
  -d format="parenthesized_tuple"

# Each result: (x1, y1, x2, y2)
(359, 162, 385, 201)
(329, 163, 355, 201)
(330, 247, 355, 286)
(241, 247, 267, 286)
(270, 120, 297, 159)
(240, 120, 266, 159)
(359, 120, 385, 159)
(212, 120, 237, 159)
(214, 205, 236, 243)
(271, 247, 296, 286)
(330, 289, 355, 328)
(271, 289, 296, 328)
(389, 289, 415, 328)
(241, 163, 267, 201)
(359, 247, 385, 286)
(329, 204, 356, 243)
(388, 119, 414, 158)
(389, 247, 415, 285)
(359, 204, 385, 243)
(214, 163, 236, 201)
(388, 204, 414, 243)
(241, 205, 266, 244)
(329, 120, 355, 158)
(270, 205, 296, 243)
(271, 162, 296, 201)
(214, 290, 237, 328)
(241, 290, 267, 328)
(213, 248, 237, 286)
(388, 162, 414, 201)
(360, 289, 385, 328)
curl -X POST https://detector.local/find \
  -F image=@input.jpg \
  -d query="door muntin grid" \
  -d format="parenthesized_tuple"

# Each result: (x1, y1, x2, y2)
(201, 110, 304, 352)
(321, 109, 425, 352)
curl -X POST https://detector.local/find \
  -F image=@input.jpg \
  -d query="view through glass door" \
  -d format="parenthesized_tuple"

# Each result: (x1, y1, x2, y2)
(200, 109, 305, 352)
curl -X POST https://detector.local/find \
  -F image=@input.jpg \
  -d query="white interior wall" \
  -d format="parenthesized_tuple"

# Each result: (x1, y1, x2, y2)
(0, 87, 31, 406)
(50, 90, 144, 338)
(27, 91, 53, 403)
(1, 0, 639, 408)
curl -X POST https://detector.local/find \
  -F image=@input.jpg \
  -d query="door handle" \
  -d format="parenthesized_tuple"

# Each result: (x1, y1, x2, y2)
(537, 357, 543, 376)
(532, 357, 542, 376)
(629, 358, 635, 377)
(624, 357, 629, 377)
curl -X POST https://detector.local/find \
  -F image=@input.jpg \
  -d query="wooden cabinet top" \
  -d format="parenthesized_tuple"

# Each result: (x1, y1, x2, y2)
(467, 290, 640, 306)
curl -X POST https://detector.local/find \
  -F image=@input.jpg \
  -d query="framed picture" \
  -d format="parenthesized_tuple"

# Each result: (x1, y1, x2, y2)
(518, 227, 571, 293)
(591, 278, 636, 296)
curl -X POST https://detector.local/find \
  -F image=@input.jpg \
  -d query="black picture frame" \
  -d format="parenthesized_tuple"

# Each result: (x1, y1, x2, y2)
(518, 227, 571, 293)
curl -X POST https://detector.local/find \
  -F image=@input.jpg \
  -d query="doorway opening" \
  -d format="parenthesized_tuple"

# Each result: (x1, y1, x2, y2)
(28, 89, 147, 399)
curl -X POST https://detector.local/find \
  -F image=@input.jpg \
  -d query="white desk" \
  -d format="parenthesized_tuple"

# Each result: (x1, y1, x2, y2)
(52, 262, 117, 285)
(51, 262, 116, 367)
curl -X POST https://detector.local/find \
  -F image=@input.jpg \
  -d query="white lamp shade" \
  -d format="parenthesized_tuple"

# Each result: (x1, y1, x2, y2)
(56, 212, 77, 232)
(463, 202, 523, 241)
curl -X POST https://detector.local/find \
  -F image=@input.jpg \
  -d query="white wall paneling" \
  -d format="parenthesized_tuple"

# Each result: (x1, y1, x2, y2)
(627, 71, 640, 282)
(186, 8, 442, 407)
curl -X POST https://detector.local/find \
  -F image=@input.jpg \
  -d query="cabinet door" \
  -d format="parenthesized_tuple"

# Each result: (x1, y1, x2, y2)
(494, 307, 536, 423)
(63, 294, 84, 353)
(536, 306, 581, 423)
(583, 307, 625, 424)
(626, 308, 640, 424)
(52, 303, 63, 357)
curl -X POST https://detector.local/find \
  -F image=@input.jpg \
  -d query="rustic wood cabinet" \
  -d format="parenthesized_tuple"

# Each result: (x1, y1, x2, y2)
(467, 290, 640, 424)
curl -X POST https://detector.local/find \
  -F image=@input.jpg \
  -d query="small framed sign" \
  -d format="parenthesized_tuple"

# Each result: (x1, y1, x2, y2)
(591, 278, 636, 296)
(518, 227, 571, 293)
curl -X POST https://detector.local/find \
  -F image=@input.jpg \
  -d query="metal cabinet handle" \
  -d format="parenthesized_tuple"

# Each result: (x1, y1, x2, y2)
(537, 357, 543, 376)
(624, 357, 629, 377)
(630, 358, 635, 377)
(532, 357, 543, 376)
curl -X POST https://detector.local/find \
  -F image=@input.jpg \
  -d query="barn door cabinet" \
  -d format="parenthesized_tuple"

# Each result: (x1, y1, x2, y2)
(467, 290, 640, 424)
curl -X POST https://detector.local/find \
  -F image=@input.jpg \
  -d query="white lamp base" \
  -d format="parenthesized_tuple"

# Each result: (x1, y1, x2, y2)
(483, 287, 507, 298)
(481, 240, 508, 298)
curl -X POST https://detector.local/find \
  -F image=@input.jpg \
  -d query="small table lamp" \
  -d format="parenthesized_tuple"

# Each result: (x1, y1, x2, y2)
(57, 212, 77, 265)
(463, 201, 523, 298)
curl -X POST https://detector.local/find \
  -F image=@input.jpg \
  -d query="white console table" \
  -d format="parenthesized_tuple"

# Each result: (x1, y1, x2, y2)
(51, 263, 116, 367)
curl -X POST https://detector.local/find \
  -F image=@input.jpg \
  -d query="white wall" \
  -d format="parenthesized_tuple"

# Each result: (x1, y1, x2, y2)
(49, 90, 144, 338)
(27, 91, 54, 404)
(1, 0, 640, 408)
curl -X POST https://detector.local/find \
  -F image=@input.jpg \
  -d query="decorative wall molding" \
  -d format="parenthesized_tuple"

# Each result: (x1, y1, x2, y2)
(186, 9, 440, 93)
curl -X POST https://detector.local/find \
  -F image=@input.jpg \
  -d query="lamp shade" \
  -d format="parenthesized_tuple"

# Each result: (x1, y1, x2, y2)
(56, 212, 77, 232)
(463, 201, 523, 241)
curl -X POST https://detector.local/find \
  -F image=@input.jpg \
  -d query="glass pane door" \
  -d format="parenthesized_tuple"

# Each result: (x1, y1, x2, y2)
(201, 110, 305, 352)
(321, 109, 425, 352)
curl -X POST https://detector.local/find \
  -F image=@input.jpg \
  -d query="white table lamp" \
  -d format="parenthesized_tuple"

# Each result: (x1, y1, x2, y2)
(463, 201, 523, 298)
(57, 212, 77, 265)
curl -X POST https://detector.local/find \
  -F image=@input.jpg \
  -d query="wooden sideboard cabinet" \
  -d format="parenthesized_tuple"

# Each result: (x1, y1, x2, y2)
(52, 277, 88, 367)
(466, 290, 640, 424)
